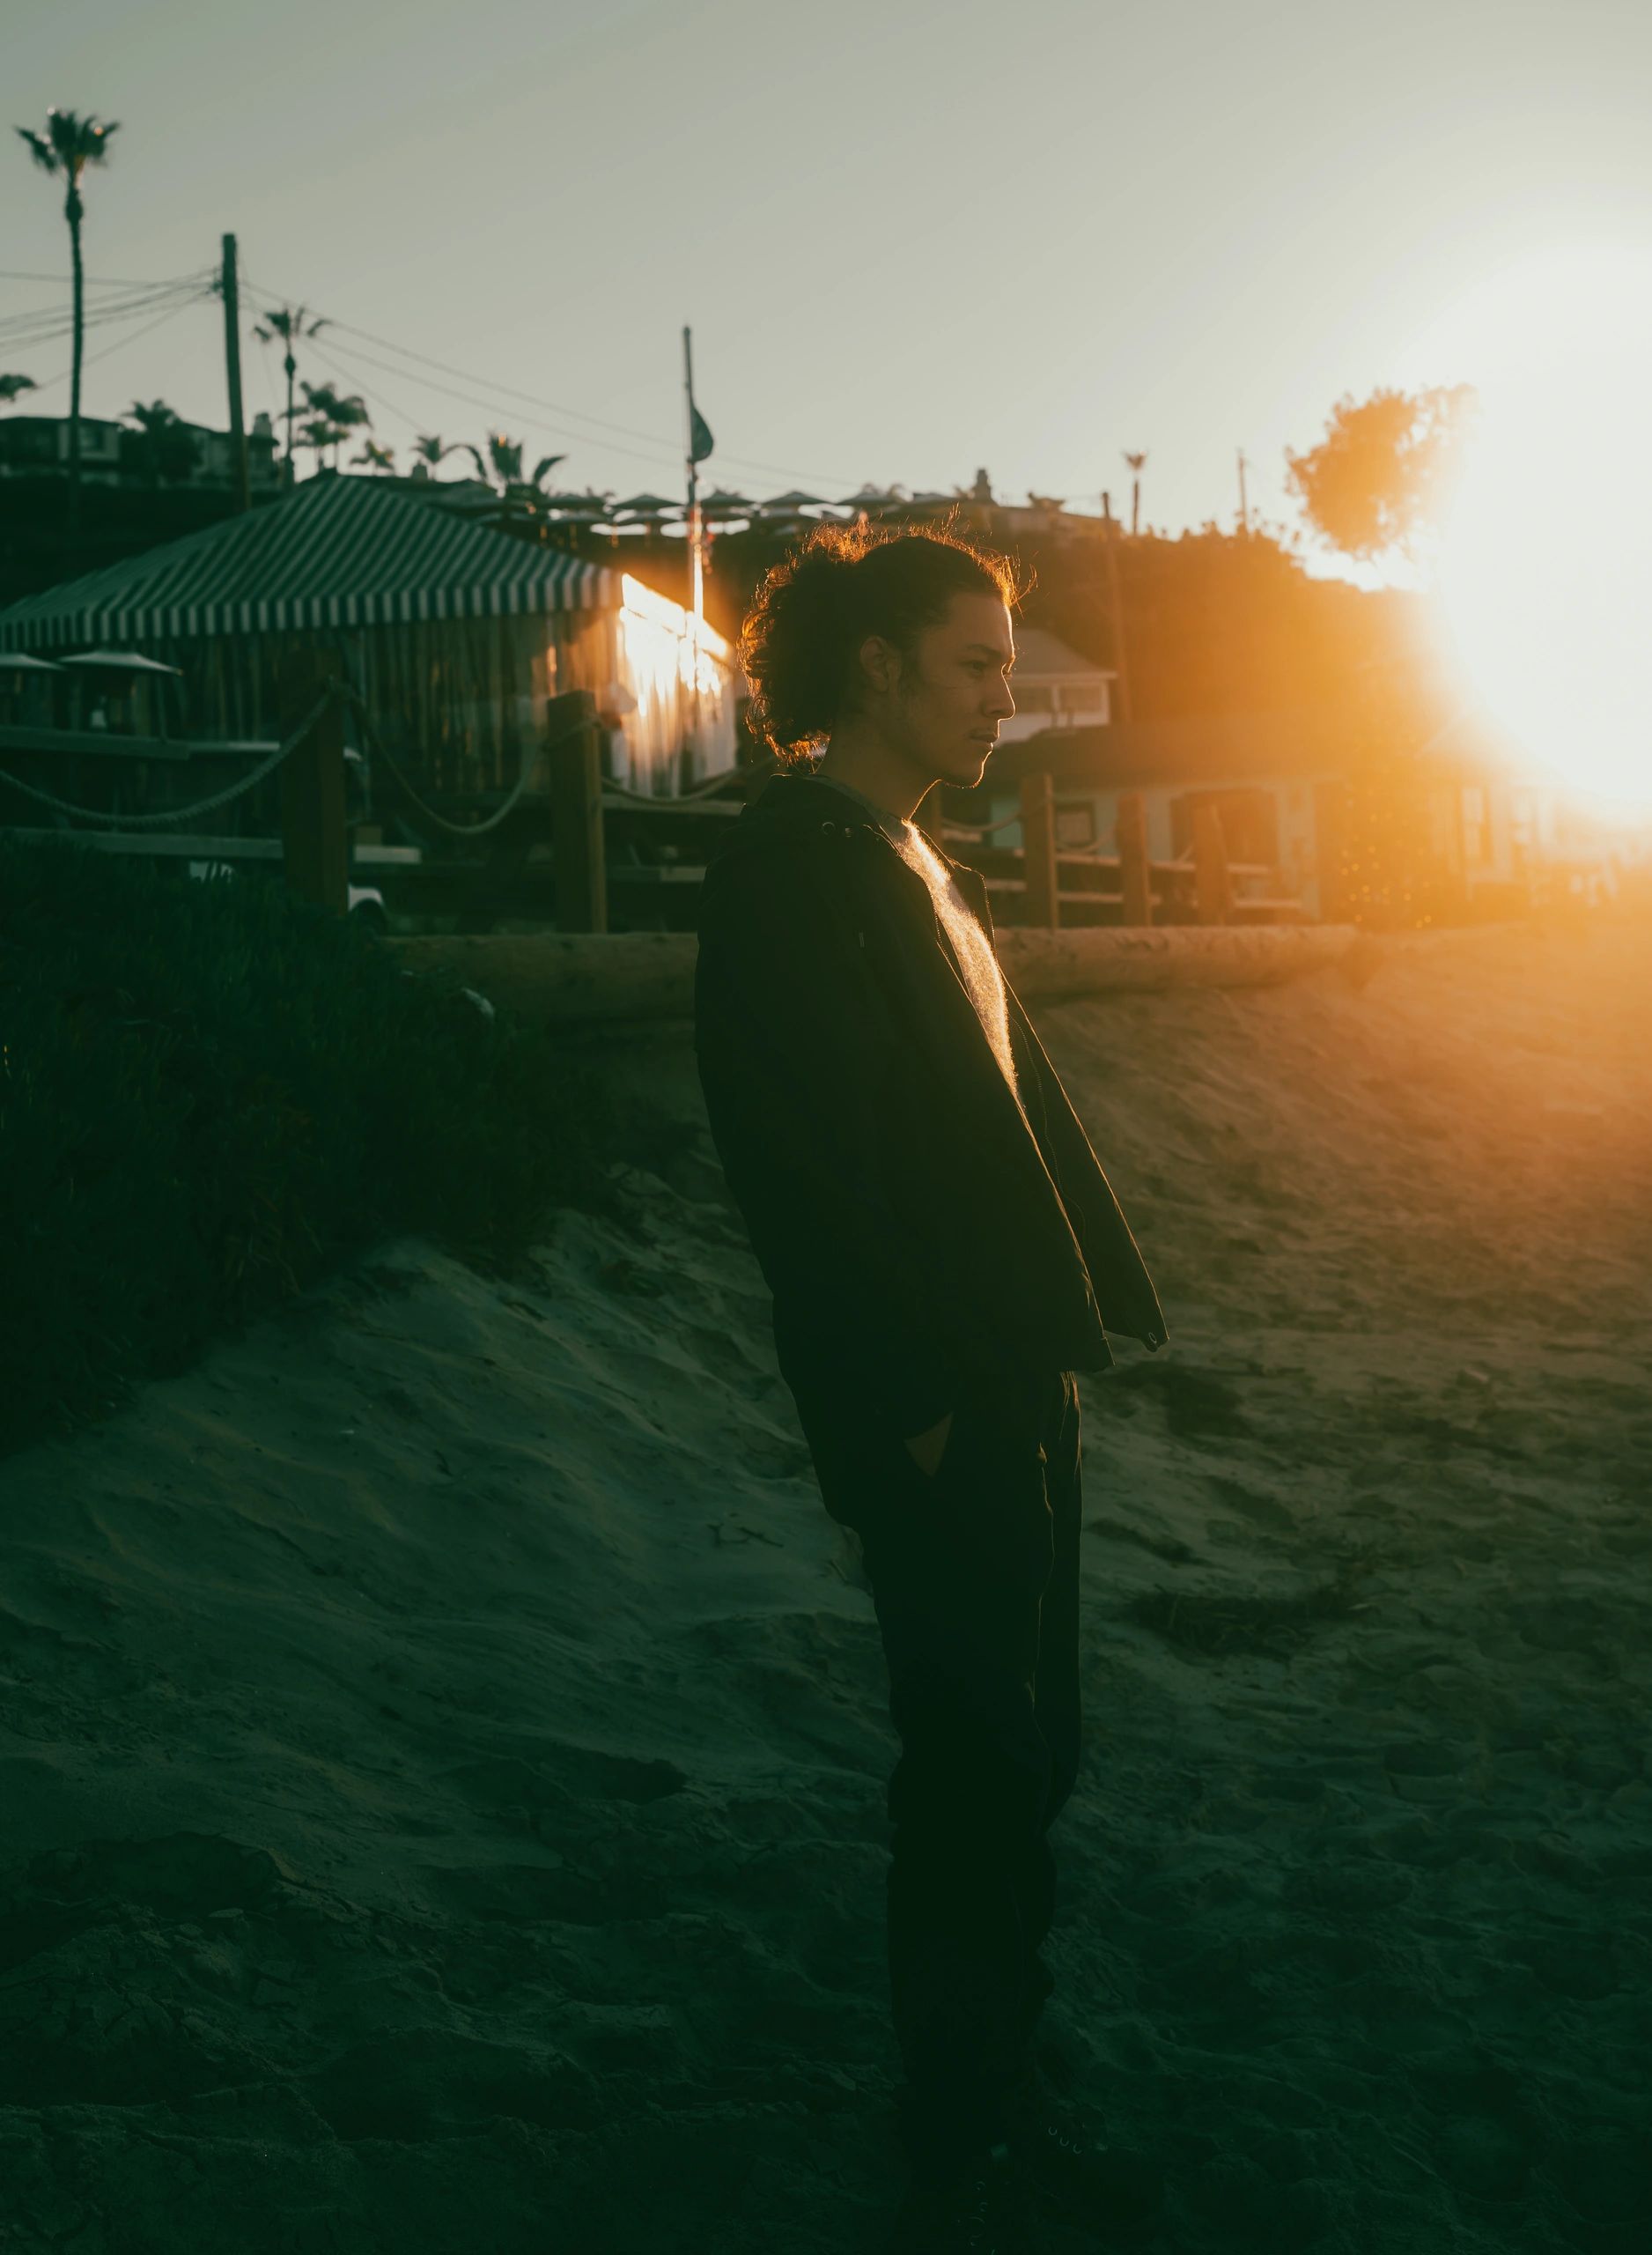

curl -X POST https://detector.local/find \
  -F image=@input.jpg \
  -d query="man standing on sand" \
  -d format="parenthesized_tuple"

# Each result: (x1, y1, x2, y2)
(693, 521, 1167, 2249)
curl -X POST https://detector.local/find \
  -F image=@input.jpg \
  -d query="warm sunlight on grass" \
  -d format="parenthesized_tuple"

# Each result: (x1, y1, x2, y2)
(1430, 245, 1652, 810)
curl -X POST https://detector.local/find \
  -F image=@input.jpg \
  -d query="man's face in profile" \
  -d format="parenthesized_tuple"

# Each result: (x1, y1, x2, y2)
(886, 590, 1018, 788)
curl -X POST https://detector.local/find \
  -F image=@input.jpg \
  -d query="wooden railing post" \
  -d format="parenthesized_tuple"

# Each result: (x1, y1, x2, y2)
(277, 647, 348, 915)
(1020, 769, 1058, 929)
(546, 689, 605, 933)
(1117, 789, 1152, 925)
(1192, 801, 1233, 925)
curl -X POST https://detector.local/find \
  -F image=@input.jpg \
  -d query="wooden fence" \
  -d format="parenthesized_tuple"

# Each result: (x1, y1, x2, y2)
(0, 669, 1311, 930)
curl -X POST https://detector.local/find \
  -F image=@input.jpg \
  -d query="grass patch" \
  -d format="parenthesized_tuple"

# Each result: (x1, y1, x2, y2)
(0, 833, 651, 1460)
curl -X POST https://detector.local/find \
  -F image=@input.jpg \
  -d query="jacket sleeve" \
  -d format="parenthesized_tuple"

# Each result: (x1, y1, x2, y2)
(693, 847, 964, 1439)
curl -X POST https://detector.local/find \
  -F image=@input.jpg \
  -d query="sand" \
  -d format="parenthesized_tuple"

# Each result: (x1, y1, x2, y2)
(2, 910, 1648, 2254)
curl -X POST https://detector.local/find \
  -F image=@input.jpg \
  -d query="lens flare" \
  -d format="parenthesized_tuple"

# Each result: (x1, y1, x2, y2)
(1427, 246, 1652, 810)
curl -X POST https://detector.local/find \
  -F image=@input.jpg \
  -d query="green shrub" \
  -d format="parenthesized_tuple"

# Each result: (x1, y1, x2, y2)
(0, 834, 629, 1459)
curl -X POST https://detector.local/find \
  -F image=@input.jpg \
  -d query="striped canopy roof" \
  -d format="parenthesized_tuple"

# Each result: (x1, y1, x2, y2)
(0, 474, 621, 648)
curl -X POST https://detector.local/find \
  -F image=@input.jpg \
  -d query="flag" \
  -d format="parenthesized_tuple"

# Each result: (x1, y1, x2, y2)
(690, 404, 714, 464)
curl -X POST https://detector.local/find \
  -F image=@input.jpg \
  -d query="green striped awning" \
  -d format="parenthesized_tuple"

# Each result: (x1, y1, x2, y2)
(0, 474, 621, 647)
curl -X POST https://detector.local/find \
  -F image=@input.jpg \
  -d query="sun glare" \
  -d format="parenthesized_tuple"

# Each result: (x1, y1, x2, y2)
(1425, 246, 1652, 809)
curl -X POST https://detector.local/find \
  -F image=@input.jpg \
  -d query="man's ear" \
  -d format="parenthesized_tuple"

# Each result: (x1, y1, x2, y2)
(856, 632, 901, 697)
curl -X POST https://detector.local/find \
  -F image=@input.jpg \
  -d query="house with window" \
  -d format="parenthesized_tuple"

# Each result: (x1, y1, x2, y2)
(999, 627, 1114, 740)
(943, 701, 1604, 923)
(0, 412, 281, 493)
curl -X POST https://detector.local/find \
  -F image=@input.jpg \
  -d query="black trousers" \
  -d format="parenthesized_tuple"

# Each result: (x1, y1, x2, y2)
(785, 1359, 1083, 2178)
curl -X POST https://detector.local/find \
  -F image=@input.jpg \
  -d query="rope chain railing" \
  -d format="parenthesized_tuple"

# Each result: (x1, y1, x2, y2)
(0, 684, 597, 844)
(0, 687, 338, 829)
(0, 695, 1221, 896)
(339, 689, 594, 840)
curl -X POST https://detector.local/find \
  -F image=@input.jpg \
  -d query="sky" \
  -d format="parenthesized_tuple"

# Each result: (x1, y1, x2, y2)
(5, 0, 1651, 577)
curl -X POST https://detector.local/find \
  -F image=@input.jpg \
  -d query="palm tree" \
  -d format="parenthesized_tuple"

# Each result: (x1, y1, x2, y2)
(297, 416, 343, 472)
(0, 373, 37, 405)
(295, 381, 369, 474)
(409, 433, 454, 473)
(254, 305, 329, 477)
(125, 397, 193, 486)
(15, 108, 120, 534)
(1122, 450, 1148, 536)
(352, 439, 396, 473)
(461, 431, 566, 499)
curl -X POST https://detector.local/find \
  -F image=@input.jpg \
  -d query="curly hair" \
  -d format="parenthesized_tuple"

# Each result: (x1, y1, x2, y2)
(738, 513, 1031, 766)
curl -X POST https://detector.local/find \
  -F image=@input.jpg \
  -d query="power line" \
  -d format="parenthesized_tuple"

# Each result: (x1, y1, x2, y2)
(84, 292, 212, 370)
(0, 274, 215, 349)
(0, 267, 198, 287)
(303, 329, 681, 477)
(241, 272, 860, 492)
(236, 271, 691, 476)
(21, 292, 217, 396)
(284, 333, 426, 458)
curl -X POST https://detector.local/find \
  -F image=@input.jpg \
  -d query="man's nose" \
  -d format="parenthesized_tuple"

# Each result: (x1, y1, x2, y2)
(985, 679, 1016, 719)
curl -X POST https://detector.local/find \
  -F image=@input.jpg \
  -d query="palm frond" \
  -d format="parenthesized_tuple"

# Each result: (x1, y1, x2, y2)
(16, 110, 120, 175)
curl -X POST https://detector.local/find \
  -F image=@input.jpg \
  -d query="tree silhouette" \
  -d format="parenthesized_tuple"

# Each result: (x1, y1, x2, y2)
(14, 107, 120, 536)
(0, 373, 37, 405)
(125, 398, 195, 486)
(254, 305, 330, 476)
(294, 381, 369, 474)
(1285, 386, 1479, 567)
(461, 432, 567, 499)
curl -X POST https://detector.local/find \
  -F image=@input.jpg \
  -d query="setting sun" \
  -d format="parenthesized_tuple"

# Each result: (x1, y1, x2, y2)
(1428, 246, 1652, 808)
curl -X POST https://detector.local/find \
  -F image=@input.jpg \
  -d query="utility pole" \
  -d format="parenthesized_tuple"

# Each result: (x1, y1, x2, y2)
(682, 325, 711, 783)
(1101, 489, 1134, 727)
(1236, 447, 1250, 535)
(221, 233, 250, 513)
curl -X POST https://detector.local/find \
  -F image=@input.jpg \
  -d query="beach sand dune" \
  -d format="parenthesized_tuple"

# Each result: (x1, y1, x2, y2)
(3, 914, 1648, 2253)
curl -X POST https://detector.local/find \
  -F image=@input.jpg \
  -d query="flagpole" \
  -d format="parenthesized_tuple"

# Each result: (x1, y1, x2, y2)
(682, 325, 703, 775)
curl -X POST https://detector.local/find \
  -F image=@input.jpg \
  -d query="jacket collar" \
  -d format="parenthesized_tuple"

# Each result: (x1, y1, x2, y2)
(704, 769, 880, 871)
(708, 770, 991, 919)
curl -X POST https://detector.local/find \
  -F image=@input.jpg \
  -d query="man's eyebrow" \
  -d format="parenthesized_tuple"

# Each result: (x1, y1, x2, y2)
(962, 642, 1016, 663)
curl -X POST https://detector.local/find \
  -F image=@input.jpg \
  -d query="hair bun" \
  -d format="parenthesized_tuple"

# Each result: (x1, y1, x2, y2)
(737, 518, 1025, 765)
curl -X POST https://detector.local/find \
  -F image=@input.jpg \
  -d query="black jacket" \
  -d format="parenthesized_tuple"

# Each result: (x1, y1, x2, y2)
(692, 770, 1166, 1438)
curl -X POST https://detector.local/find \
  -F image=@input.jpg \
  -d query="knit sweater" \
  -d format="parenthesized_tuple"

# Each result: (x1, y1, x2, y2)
(809, 768, 1030, 1130)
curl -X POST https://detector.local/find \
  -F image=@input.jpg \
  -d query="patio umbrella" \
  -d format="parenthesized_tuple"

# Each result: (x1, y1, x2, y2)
(836, 484, 908, 514)
(542, 492, 616, 521)
(60, 650, 183, 676)
(612, 493, 682, 517)
(0, 653, 63, 672)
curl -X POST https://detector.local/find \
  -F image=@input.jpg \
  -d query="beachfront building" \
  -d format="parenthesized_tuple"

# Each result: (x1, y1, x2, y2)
(0, 411, 283, 495)
(0, 472, 737, 802)
(949, 704, 1586, 923)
